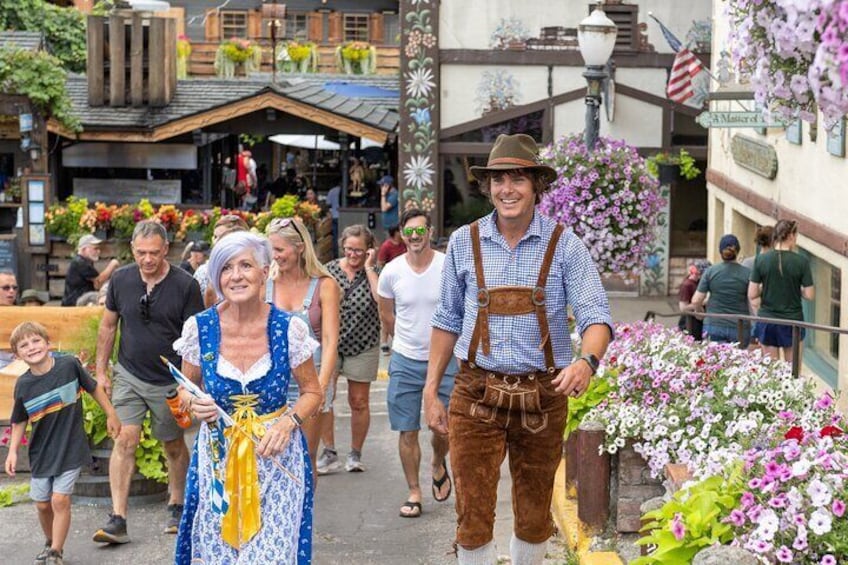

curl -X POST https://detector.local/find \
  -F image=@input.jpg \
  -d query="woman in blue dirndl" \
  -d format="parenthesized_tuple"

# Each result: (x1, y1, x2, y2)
(173, 232, 322, 564)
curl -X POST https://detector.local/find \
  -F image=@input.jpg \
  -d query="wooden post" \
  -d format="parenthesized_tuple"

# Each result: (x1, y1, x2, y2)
(109, 15, 126, 106)
(130, 12, 144, 107)
(576, 421, 610, 531)
(564, 432, 579, 498)
(165, 17, 176, 100)
(148, 17, 166, 106)
(87, 16, 105, 106)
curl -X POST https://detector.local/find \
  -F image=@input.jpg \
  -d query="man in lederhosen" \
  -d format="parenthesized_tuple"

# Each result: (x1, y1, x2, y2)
(424, 134, 613, 565)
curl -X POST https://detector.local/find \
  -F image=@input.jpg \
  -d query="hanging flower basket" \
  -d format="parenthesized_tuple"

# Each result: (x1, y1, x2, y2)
(538, 135, 664, 277)
(335, 41, 377, 75)
(214, 38, 262, 78)
(278, 41, 318, 73)
(176, 35, 191, 79)
(809, 1, 848, 129)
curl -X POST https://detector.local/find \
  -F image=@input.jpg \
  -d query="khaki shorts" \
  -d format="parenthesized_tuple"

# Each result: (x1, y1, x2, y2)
(336, 345, 380, 383)
(112, 363, 183, 442)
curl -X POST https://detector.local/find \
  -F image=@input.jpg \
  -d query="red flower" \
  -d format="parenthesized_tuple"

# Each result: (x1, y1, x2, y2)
(820, 425, 844, 438)
(608, 355, 618, 365)
(695, 358, 706, 368)
(784, 426, 805, 441)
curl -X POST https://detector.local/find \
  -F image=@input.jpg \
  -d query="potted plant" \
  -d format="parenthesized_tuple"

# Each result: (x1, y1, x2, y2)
(154, 204, 182, 240)
(178, 209, 210, 243)
(335, 41, 377, 75)
(214, 37, 262, 78)
(279, 40, 318, 74)
(538, 135, 665, 277)
(646, 149, 701, 184)
(45, 195, 89, 241)
(176, 34, 191, 79)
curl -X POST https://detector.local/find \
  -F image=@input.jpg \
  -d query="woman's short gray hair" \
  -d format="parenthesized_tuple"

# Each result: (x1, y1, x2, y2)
(207, 231, 272, 299)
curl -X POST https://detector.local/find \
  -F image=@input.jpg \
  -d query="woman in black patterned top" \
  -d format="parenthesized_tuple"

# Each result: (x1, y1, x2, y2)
(322, 225, 381, 473)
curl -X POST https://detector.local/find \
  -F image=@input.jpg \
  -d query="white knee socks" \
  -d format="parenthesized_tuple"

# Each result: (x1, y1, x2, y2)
(456, 541, 497, 565)
(509, 535, 547, 565)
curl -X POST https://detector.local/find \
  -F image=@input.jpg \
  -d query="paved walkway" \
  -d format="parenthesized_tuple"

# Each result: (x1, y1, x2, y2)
(0, 295, 677, 564)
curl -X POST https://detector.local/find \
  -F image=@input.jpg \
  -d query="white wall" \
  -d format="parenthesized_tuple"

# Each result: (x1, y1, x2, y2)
(439, 0, 711, 52)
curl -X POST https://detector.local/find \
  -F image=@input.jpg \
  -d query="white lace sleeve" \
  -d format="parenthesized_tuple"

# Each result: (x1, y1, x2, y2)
(173, 316, 201, 366)
(288, 316, 320, 369)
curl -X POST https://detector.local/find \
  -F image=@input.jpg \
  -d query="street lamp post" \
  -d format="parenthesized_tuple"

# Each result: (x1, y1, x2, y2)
(577, 7, 617, 151)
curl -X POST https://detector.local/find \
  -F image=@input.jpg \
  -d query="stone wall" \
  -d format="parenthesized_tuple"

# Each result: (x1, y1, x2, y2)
(614, 441, 665, 532)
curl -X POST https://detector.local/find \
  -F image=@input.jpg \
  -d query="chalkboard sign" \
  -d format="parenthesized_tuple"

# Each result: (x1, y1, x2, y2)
(0, 235, 17, 277)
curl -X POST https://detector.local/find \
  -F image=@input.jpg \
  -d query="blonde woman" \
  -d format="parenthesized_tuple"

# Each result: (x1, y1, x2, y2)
(266, 217, 341, 478)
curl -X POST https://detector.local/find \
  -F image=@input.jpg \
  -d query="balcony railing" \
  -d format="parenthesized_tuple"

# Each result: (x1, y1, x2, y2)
(185, 42, 400, 77)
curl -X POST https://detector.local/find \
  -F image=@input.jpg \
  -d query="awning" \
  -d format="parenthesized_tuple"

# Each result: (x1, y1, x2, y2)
(268, 134, 383, 150)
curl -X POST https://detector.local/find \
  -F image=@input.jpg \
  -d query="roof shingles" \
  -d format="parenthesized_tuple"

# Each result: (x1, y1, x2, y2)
(64, 74, 399, 136)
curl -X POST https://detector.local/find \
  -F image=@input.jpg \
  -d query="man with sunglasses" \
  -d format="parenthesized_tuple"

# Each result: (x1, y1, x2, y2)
(377, 209, 455, 519)
(92, 220, 203, 544)
(0, 269, 18, 306)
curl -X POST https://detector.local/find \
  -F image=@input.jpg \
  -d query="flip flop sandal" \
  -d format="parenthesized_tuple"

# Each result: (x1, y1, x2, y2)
(399, 500, 422, 518)
(432, 463, 452, 502)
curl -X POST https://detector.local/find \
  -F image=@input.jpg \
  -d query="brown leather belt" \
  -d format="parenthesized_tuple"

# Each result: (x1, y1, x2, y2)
(459, 361, 560, 382)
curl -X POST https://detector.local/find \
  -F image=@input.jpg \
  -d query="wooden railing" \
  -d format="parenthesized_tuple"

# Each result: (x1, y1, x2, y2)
(186, 43, 401, 77)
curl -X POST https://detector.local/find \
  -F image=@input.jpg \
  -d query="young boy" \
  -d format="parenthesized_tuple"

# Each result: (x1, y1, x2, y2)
(4, 322, 120, 565)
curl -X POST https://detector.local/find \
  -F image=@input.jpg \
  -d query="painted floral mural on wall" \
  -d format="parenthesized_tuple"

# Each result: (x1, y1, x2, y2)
(476, 70, 521, 115)
(400, 1, 438, 212)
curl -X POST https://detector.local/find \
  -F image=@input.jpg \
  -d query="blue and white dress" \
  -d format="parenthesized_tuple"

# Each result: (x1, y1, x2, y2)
(173, 305, 318, 564)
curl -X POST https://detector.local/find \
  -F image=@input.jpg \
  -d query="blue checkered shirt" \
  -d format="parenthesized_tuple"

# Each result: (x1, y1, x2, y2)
(431, 211, 613, 374)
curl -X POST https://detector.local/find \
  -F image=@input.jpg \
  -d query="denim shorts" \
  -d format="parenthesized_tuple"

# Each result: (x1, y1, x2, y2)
(30, 467, 82, 502)
(387, 351, 456, 432)
(704, 323, 750, 348)
(753, 322, 806, 348)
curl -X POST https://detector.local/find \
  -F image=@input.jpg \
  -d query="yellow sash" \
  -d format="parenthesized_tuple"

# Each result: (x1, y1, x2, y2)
(220, 394, 287, 549)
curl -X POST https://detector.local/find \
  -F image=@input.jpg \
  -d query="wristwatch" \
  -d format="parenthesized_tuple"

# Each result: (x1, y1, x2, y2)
(578, 353, 600, 375)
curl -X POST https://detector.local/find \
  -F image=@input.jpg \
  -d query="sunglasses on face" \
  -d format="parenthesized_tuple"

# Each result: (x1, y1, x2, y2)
(401, 226, 428, 237)
(268, 217, 305, 243)
(0, 285, 18, 292)
(138, 293, 151, 323)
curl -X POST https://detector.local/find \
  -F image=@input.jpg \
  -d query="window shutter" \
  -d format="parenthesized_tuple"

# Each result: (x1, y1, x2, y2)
(369, 13, 384, 44)
(594, 3, 638, 51)
(205, 9, 220, 41)
(307, 12, 323, 42)
(328, 12, 342, 44)
(247, 10, 262, 39)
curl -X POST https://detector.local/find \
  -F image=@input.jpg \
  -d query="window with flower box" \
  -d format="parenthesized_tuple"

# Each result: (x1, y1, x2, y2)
(221, 11, 248, 39)
(343, 14, 370, 42)
(266, 12, 307, 40)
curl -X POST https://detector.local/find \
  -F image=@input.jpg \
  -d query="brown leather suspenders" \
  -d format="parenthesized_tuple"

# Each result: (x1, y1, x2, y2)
(466, 221, 565, 373)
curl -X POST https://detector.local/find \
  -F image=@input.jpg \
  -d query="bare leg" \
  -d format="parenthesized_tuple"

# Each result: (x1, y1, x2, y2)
(762, 345, 780, 360)
(431, 431, 451, 501)
(348, 380, 371, 452)
(319, 369, 340, 452)
(36, 500, 53, 542)
(162, 437, 189, 505)
(110, 424, 141, 517)
(399, 431, 422, 508)
(783, 345, 802, 367)
(50, 493, 72, 552)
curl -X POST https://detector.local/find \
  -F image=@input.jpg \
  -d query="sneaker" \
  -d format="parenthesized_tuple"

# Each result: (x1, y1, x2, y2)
(44, 550, 63, 565)
(33, 541, 51, 564)
(164, 504, 184, 534)
(316, 448, 343, 475)
(345, 450, 365, 472)
(92, 513, 129, 544)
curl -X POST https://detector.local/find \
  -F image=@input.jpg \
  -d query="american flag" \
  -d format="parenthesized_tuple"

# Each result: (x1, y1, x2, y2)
(650, 14, 706, 104)
(667, 48, 703, 103)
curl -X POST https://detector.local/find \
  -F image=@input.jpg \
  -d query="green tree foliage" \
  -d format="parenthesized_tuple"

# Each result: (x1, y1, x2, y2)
(0, 47, 81, 132)
(0, 0, 87, 74)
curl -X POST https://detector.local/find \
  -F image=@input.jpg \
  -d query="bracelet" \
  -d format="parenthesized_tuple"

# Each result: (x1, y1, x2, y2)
(366, 266, 377, 273)
(288, 412, 303, 428)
